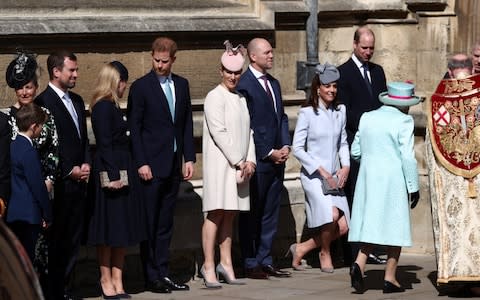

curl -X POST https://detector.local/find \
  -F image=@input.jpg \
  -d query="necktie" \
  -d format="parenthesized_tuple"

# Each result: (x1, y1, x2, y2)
(163, 79, 175, 121)
(63, 94, 80, 137)
(363, 63, 373, 95)
(163, 78, 177, 152)
(260, 75, 276, 111)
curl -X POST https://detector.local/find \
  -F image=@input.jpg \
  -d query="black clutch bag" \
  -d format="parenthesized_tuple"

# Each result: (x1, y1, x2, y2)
(320, 175, 344, 196)
(99, 170, 129, 188)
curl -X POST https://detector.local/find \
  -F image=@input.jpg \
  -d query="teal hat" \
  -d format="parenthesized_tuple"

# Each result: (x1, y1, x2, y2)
(378, 82, 421, 107)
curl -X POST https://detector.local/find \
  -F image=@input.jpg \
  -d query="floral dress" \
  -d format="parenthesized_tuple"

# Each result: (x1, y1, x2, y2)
(1, 105, 59, 276)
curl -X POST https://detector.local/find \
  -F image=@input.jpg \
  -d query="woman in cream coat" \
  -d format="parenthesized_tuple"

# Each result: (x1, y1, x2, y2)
(288, 63, 350, 273)
(201, 41, 256, 288)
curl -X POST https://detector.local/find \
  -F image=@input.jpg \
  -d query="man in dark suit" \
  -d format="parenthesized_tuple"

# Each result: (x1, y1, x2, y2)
(127, 37, 195, 293)
(237, 38, 291, 279)
(35, 50, 91, 300)
(0, 112, 10, 218)
(337, 26, 387, 266)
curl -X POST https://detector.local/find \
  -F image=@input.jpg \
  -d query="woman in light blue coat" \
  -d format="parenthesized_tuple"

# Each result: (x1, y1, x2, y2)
(287, 64, 350, 273)
(348, 82, 421, 294)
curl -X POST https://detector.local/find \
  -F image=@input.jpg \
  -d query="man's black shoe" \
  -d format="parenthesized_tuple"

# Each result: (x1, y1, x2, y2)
(145, 280, 172, 293)
(366, 253, 387, 264)
(262, 264, 291, 277)
(244, 266, 269, 279)
(160, 277, 190, 291)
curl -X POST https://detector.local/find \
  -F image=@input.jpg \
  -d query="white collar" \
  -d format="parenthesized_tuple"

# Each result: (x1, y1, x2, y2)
(17, 132, 33, 146)
(48, 82, 69, 100)
(351, 54, 366, 69)
(248, 65, 266, 79)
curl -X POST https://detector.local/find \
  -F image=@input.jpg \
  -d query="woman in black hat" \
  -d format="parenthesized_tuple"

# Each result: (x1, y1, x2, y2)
(1, 51, 59, 292)
(87, 61, 145, 299)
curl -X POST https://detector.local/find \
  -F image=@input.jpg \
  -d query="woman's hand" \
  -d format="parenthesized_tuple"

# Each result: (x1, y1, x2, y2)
(318, 168, 337, 189)
(326, 176, 338, 189)
(45, 179, 54, 193)
(243, 161, 256, 180)
(108, 179, 124, 190)
(335, 167, 350, 188)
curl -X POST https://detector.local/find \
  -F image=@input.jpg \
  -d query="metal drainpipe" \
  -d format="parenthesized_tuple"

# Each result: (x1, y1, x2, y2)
(297, 0, 319, 95)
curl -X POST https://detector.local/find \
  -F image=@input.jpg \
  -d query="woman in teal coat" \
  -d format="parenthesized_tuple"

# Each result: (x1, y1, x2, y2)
(348, 82, 421, 294)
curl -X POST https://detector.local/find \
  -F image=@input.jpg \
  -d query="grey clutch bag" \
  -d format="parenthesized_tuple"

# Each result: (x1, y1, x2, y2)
(99, 170, 129, 188)
(320, 175, 344, 196)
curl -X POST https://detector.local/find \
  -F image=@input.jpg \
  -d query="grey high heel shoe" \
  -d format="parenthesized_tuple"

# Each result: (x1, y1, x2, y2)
(285, 243, 306, 271)
(216, 263, 246, 285)
(200, 265, 222, 289)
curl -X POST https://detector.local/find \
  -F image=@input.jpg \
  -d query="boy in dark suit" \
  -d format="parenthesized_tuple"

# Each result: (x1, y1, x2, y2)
(6, 103, 51, 262)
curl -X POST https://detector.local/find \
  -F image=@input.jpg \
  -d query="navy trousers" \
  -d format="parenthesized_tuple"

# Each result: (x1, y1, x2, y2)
(140, 163, 180, 282)
(239, 168, 284, 269)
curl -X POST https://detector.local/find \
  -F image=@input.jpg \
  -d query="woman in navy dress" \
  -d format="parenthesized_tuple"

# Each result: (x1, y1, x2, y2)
(87, 61, 145, 299)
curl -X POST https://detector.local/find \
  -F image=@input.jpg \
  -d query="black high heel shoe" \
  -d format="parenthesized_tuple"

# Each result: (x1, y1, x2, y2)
(383, 281, 405, 293)
(350, 263, 365, 294)
(99, 282, 120, 299)
(115, 292, 131, 299)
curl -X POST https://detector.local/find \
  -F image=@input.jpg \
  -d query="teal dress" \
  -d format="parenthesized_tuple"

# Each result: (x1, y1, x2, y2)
(347, 105, 419, 247)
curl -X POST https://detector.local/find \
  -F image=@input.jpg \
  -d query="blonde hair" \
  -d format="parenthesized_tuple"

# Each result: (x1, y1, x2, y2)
(90, 63, 121, 109)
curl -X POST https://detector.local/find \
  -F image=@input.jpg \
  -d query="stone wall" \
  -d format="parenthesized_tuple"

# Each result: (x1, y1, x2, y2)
(0, 0, 471, 262)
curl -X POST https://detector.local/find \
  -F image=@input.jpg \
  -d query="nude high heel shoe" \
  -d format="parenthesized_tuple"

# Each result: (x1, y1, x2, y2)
(284, 243, 306, 271)
(216, 263, 246, 285)
(200, 265, 222, 289)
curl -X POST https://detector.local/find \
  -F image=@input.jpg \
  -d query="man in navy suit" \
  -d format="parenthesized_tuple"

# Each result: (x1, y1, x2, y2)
(35, 50, 91, 300)
(128, 37, 195, 293)
(237, 38, 291, 279)
(0, 112, 10, 217)
(337, 26, 387, 266)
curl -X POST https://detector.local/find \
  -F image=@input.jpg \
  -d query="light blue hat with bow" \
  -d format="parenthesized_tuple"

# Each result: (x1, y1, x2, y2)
(378, 82, 421, 107)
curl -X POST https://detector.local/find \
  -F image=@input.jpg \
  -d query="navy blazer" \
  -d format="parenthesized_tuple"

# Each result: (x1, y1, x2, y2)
(0, 112, 10, 202)
(127, 70, 195, 178)
(35, 86, 91, 178)
(91, 100, 130, 181)
(7, 135, 51, 224)
(337, 58, 387, 144)
(237, 68, 290, 172)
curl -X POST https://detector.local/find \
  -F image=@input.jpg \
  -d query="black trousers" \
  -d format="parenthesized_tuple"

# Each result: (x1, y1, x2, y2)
(48, 179, 87, 300)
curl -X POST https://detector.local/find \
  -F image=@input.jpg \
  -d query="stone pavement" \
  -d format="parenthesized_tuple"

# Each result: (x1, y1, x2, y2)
(76, 253, 477, 300)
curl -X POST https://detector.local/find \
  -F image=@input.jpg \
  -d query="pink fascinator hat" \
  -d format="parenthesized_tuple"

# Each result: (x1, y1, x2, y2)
(221, 40, 245, 72)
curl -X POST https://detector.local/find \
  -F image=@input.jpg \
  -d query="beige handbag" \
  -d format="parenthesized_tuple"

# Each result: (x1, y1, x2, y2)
(99, 170, 129, 188)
